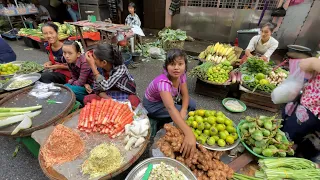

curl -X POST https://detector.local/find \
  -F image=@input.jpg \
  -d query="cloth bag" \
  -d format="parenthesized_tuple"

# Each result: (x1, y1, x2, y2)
(271, 66, 305, 104)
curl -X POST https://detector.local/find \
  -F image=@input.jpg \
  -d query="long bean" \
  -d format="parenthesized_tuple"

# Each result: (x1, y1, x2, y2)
(259, 158, 317, 170)
(264, 168, 320, 180)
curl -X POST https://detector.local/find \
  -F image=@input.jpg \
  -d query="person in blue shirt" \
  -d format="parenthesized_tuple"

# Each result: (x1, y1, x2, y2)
(0, 36, 16, 63)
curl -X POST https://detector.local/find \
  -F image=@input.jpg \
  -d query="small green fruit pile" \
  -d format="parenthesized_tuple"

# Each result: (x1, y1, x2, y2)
(239, 115, 294, 157)
(0, 63, 19, 75)
(206, 61, 233, 83)
(186, 109, 238, 147)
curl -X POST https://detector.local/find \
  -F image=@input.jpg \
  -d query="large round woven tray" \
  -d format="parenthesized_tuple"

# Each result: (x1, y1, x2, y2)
(0, 85, 75, 137)
(38, 110, 151, 180)
(197, 77, 231, 86)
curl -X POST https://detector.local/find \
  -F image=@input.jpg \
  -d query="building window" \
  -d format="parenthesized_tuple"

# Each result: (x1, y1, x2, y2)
(181, 0, 280, 10)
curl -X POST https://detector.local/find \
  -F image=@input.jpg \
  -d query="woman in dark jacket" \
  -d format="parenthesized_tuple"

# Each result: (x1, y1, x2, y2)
(0, 36, 16, 63)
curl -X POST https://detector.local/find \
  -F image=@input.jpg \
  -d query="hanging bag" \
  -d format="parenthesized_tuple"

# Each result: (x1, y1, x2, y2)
(271, 1, 287, 17)
(271, 65, 305, 104)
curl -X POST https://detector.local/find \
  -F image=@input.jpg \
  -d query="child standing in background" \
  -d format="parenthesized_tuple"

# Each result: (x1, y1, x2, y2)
(125, 2, 141, 27)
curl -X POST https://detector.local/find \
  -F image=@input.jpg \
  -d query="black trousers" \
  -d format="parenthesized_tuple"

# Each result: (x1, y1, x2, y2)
(39, 72, 66, 84)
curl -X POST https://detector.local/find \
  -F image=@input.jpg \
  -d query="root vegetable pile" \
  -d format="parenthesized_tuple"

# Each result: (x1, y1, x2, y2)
(239, 116, 294, 157)
(78, 99, 134, 138)
(157, 124, 234, 180)
(267, 69, 288, 86)
(41, 124, 84, 168)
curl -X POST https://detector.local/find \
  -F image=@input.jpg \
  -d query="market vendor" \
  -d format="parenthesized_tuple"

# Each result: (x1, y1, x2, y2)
(83, 43, 140, 108)
(62, 40, 94, 104)
(39, 22, 71, 84)
(242, 23, 279, 63)
(143, 49, 196, 158)
(281, 57, 320, 162)
(0, 36, 16, 63)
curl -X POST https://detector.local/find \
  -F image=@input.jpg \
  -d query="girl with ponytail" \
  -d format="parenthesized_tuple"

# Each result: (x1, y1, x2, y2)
(84, 44, 140, 107)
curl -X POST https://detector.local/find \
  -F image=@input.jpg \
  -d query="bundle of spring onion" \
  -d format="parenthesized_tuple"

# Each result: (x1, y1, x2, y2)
(0, 105, 42, 135)
(255, 158, 320, 180)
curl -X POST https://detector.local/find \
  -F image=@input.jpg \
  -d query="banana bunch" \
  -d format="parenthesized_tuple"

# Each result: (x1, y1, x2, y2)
(58, 33, 69, 40)
(198, 42, 238, 64)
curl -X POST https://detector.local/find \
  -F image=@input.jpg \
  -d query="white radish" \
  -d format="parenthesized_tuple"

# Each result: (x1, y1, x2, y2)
(139, 124, 149, 136)
(123, 135, 130, 144)
(134, 137, 145, 148)
(130, 125, 141, 135)
(11, 116, 32, 135)
(124, 124, 131, 135)
(125, 137, 137, 150)
(0, 111, 41, 128)
(138, 118, 150, 126)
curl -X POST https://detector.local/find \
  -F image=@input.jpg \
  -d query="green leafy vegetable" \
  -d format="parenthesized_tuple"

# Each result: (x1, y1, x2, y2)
(158, 28, 187, 42)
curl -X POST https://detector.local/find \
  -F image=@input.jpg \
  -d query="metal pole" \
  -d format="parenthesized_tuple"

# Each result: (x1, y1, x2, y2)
(6, 15, 19, 41)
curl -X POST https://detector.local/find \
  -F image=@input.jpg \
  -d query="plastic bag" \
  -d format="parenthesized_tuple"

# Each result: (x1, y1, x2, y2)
(28, 82, 61, 99)
(150, 126, 167, 157)
(148, 47, 165, 59)
(271, 67, 305, 104)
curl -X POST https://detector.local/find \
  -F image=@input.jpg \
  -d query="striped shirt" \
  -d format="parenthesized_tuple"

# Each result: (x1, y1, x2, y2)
(93, 64, 136, 95)
(145, 73, 187, 102)
(67, 54, 94, 86)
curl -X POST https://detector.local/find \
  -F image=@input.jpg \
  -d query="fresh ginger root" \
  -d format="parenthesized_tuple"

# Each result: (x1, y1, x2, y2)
(156, 123, 234, 180)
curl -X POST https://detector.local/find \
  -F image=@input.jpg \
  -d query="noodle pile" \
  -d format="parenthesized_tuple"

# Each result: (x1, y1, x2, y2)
(41, 124, 84, 168)
(82, 143, 123, 179)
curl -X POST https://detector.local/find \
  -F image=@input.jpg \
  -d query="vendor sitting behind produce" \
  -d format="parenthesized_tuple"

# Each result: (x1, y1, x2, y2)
(143, 49, 196, 158)
(62, 40, 94, 104)
(242, 23, 279, 63)
(39, 22, 71, 84)
(83, 44, 140, 108)
(0, 35, 16, 63)
(281, 57, 320, 163)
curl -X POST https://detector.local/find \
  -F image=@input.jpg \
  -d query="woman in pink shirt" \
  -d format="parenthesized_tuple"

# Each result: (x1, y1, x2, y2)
(143, 49, 196, 158)
(282, 57, 320, 162)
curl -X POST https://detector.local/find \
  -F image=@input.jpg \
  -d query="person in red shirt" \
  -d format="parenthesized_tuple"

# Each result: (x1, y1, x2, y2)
(39, 22, 71, 84)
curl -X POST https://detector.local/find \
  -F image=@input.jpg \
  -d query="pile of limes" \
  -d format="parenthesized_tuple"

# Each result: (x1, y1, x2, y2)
(0, 63, 20, 75)
(186, 109, 238, 147)
(206, 61, 233, 83)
